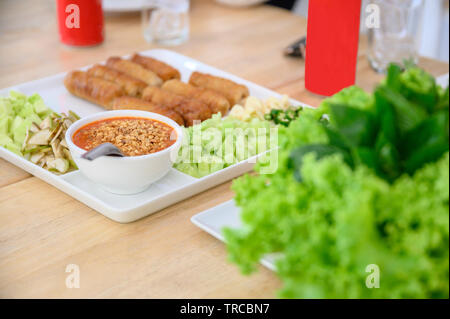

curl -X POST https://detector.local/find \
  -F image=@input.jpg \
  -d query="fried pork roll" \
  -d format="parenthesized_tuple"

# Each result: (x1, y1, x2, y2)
(87, 64, 148, 97)
(189, 72, 250, 106)
(162, 79, 230, 116)
(112, 96, 184, 126)
(142, 87, 212, 126)
(64, 71, 124, 109)
(106, 57, 163, 87)
(131, 53, 181, 82)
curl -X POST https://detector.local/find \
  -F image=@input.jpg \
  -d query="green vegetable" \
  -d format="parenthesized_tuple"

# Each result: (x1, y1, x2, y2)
(226, 152, 449, 298)
(224, 65, 449, 298)
(0, 91, 79, 174)
(264, 106, 302, 127)
(320, 85, 372, 111)
(174, 114, 274, 178)
(289, 65, 449, 183)
(0, 91, 54, 156)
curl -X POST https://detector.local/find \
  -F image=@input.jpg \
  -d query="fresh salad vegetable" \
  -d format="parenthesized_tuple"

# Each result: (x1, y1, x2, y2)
(0, 91, 79, 174)
(291, 64, 449, 183)
(264, 106, 302, 127)
(175, 114, 275, 178)
(229, 95, 293, 122)
(223, 65, 449, 298)
(1, 91, 52, 155)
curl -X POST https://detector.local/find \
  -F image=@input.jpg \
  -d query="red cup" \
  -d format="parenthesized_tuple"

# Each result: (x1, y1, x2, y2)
(56, 0, 104, 46)
(305, 0, 362, 96)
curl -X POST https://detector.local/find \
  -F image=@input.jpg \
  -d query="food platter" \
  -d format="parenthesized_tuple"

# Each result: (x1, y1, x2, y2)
(0, 49, 309, 223)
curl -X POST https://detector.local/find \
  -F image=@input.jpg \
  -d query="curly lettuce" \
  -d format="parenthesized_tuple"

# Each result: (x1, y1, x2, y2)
(224, 65, 449, 299)
(226, 149, 449, 299)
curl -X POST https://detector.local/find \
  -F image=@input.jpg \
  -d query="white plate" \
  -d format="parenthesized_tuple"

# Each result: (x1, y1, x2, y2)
(0, 49, 310, 223)
(191, 200, 278, 271)
(191, 73, 450, 270)
(436, 73, 449, 88)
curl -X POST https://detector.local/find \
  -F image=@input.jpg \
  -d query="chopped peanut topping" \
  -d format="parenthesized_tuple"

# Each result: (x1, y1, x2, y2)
(73, 117, 176, 156)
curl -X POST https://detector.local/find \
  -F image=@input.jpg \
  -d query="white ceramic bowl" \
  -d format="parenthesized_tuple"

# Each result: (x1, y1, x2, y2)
(66, 110, 183, 195)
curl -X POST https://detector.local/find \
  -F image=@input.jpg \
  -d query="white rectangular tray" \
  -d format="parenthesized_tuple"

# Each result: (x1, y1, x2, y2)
(0, 49, 309, 223)
(191, 200, 277, 271)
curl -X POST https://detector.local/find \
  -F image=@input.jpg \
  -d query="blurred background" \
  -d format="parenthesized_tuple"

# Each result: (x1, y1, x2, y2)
(0, 0, 448, 101)
(1, 1, 448, 62)
(267, 0, 449, 62)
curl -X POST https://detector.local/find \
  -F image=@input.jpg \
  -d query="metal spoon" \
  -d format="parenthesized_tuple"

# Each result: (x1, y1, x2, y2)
(81, 143, 124, 161)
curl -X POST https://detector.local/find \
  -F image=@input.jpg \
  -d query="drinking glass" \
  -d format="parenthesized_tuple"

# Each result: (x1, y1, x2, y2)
(367, 0, 423, 73)
(141, 0, 190, 46)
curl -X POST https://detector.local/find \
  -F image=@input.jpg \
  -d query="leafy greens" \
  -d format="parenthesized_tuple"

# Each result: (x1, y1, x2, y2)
(223, 65, 449, 298)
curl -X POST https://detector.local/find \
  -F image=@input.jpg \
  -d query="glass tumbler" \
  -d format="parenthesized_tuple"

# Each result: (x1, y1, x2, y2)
(367, 0, 423, 73)
(141, 0, 190, 46)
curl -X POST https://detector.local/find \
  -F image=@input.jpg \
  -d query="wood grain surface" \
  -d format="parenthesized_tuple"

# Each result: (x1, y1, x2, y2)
(0, 0, 448, 298)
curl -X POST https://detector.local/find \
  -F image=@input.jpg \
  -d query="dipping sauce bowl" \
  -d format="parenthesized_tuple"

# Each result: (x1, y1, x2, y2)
(66, 110, 183, 195)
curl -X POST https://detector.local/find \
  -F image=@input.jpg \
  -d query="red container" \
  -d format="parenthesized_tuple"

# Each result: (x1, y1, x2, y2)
(305, 0, 362, 96)
(56, 0, 104, 46)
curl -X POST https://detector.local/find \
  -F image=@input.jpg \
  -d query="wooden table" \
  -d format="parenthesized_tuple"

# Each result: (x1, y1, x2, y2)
(0, 0, 448, 298)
